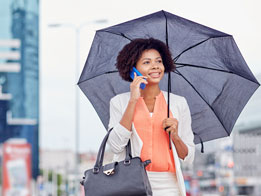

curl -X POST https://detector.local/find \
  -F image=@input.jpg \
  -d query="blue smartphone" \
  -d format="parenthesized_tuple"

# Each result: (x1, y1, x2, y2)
(130, 67, 146, 89)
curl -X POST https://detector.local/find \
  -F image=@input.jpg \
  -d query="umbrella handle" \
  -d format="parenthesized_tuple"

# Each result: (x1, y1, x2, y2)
(169, 132, 171, 150)
(167, 72, 172, 150)
(164, 126, 172, 150)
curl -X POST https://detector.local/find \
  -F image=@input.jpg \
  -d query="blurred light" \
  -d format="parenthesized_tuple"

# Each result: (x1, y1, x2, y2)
(227, 160, 234, 168)
(197, 170, 203, 177)
(236, 178, 247, 185)
(219, 186, 224, 192)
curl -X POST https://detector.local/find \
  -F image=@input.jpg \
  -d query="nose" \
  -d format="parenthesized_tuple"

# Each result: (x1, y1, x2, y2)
(152, 63, 159, 69)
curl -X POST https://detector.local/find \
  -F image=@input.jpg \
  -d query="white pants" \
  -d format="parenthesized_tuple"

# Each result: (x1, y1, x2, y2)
(147, 171, 181, 196)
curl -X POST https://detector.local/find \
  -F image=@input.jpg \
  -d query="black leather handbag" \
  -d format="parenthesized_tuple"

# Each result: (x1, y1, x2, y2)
(80, 128, 153, 196)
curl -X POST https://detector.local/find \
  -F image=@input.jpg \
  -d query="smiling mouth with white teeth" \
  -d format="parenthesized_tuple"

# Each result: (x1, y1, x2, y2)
(149, 72, 161, 78)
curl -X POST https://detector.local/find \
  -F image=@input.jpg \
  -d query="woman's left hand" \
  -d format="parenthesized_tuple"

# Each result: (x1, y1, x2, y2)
(162, 117, 179, 139)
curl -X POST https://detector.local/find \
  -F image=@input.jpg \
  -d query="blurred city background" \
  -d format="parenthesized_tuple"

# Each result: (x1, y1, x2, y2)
(0, 0, 260, 196)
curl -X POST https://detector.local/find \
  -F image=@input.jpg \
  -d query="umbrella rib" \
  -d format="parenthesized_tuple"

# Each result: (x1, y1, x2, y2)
(162, 10, 169, 47)
(97, 30, 133, 41)
(77, 70, 119, 85)
(175, 63, 234, 74)
(174, 69, 230, 136)
(173, 35, 231, 62)
(175, 63, 259, 84)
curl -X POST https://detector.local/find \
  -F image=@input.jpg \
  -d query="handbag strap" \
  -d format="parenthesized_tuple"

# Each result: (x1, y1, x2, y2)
(94, 128, 113, 169)
(125, 140, 132, 162)
(94, 128, 132, 170)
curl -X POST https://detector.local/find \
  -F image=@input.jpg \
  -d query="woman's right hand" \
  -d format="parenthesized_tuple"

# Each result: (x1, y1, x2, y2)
(130, 72, 148, 102)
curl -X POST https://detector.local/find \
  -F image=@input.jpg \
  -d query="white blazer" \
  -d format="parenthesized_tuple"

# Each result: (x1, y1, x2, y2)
(107, 91, 195, 196)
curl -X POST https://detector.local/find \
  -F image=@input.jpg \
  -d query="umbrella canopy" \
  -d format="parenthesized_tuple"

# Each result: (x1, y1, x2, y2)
(78, 10, 260, 145)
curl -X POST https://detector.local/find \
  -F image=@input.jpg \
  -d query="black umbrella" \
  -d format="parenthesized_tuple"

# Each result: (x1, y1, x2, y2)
(78, 10, 260, 148)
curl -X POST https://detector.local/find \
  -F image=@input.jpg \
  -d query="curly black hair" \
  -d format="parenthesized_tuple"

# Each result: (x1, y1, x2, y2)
(116, 38, 175, 82)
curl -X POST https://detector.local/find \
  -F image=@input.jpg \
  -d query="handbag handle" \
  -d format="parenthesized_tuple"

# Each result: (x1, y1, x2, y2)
(94, 128, 113, 170)
(93, 128, 132, 173)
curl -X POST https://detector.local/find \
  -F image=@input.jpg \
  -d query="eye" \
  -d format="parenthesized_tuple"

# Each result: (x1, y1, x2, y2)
(143, 61, 150, 64)
(157, 59, 162, 63)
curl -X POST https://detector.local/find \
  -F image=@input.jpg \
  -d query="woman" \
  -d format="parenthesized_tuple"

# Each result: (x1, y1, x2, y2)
(107, 38, 195, 196)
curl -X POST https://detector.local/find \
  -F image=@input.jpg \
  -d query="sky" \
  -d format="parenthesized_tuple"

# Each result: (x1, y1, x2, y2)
(40, 0, 261, 152)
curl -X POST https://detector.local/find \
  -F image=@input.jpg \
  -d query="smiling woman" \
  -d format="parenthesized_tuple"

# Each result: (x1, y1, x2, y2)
(107, 38, 195, 196)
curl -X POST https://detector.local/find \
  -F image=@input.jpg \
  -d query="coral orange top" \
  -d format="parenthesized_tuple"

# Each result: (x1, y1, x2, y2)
(133, 91, 176, 173)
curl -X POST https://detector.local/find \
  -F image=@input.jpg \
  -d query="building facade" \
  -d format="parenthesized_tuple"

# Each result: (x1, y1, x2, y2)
(233, 125, 261, 195)
(232, 74, 261, 195)
(0, 0, 39, 178)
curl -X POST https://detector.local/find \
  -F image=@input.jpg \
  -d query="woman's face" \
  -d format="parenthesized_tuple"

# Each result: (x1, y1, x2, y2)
(136, 49, 165, 85)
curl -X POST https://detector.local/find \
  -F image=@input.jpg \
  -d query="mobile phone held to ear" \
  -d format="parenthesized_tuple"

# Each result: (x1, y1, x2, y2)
(130, 67, 146, 90)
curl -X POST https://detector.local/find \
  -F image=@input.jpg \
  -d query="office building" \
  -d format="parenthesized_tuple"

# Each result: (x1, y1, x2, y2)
(0, 0, 39, 178)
